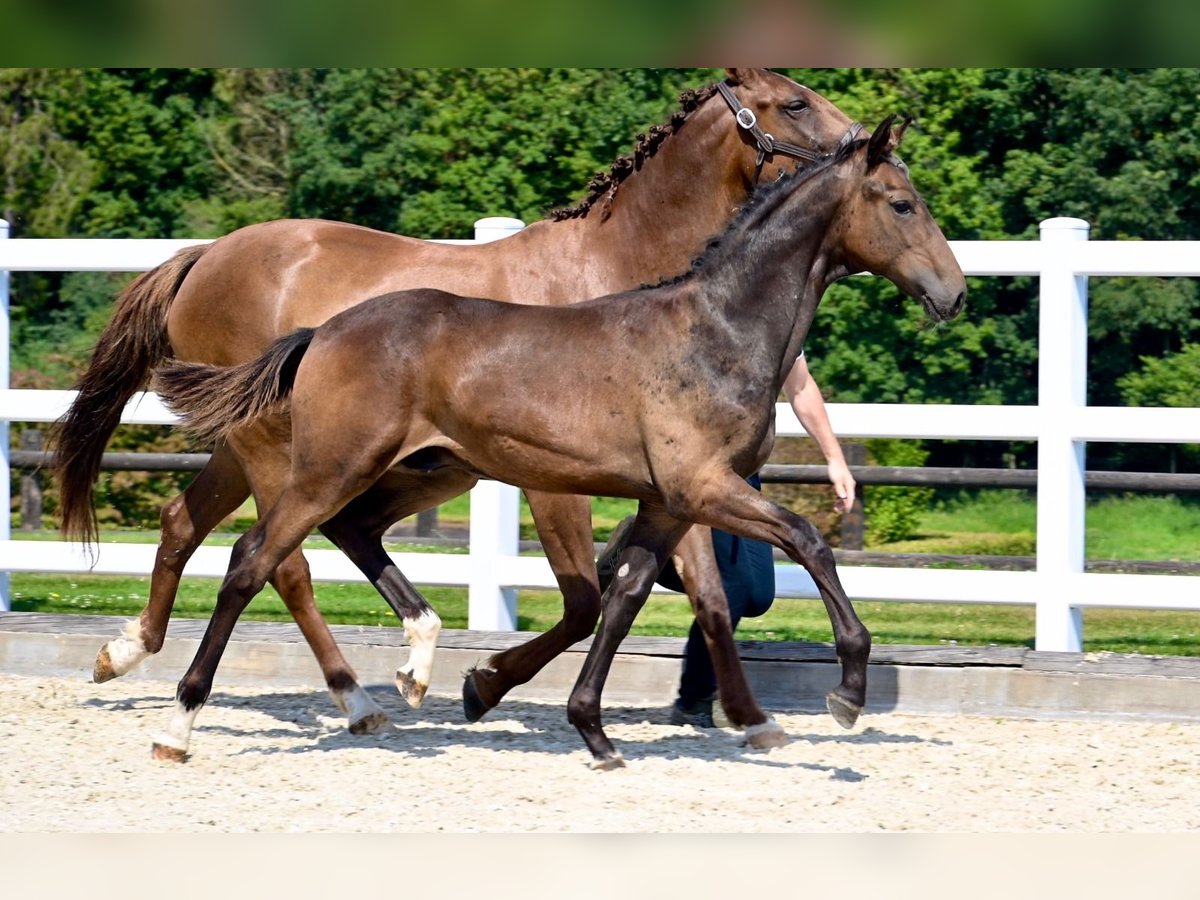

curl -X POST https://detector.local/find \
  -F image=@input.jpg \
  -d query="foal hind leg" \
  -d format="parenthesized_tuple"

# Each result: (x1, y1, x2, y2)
(567, 502, 691, 769)
(94, 443, 249, 683)
(152, 494, 341, 760)
(463, 491, 603, 721)
(232, 433, 388, 732)
(669, 526, 787, 749)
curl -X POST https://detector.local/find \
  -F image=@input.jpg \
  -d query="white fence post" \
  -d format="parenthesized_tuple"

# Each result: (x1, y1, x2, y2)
(467, 216, 525, 630)
(0, 219, 9, 611)
(1035, 217, 1090, 651)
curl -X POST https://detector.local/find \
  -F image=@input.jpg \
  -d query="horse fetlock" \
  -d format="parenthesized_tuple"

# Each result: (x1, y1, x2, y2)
(335, 686, 391, 734)
(93, 623, 152, 682)
(741, 718, 789, 750)
(395, 667, 428, 708)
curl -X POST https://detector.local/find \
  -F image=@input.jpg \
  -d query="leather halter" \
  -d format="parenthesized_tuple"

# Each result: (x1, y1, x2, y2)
(717, 81, 863, 183)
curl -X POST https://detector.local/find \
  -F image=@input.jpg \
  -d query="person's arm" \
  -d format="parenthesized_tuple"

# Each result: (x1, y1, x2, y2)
(782, 354, 856, 514)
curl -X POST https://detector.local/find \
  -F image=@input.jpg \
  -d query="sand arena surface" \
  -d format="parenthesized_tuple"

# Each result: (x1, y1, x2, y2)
(1, 672, 1197, 832)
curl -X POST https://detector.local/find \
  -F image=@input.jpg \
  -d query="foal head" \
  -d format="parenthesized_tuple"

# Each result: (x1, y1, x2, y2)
(833, 115, 966, 322)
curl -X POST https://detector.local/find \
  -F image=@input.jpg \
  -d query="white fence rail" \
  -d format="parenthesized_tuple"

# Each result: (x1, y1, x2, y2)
(0, 216, 1197, 652)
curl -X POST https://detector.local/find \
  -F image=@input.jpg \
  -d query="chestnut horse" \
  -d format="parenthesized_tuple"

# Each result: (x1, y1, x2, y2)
(150, 117, 966, 766)
(55, 69, 861, 735)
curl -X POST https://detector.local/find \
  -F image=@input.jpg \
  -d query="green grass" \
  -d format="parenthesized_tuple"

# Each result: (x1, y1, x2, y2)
(8, 492, 1200, 656)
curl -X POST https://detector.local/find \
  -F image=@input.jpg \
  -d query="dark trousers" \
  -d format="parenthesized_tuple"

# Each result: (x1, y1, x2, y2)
(671, 475, 777, 704)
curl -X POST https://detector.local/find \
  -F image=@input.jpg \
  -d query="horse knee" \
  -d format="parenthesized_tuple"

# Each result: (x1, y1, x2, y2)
(270, 552, 312, 598)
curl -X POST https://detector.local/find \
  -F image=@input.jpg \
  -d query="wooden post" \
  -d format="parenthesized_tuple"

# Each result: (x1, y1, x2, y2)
(19, 428, 43, 530)
(839, 442, 865, 550)
(415, 507, 438, 537)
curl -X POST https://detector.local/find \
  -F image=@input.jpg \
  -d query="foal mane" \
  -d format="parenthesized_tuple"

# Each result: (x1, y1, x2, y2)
(549, 82, 720, 222)
(644, 134, 870, 290)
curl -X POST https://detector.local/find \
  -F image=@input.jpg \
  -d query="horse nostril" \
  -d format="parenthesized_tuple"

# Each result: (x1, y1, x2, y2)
(953, 291, 965, 317)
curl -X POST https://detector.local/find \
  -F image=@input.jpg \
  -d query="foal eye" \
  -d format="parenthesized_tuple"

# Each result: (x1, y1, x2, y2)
(890, 200, 915, 215)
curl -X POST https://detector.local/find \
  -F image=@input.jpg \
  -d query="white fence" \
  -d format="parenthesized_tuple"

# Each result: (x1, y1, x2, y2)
(0, 216, 1196, 652)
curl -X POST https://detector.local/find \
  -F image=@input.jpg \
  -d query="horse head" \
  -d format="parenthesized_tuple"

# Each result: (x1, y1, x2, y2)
(835, 114, 966, 323)
(721, 67, 860, 184)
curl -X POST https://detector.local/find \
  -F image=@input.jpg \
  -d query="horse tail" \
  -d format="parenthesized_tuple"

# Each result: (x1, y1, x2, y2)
(53, 243, 211, 546)
(152, 328, 316, 448)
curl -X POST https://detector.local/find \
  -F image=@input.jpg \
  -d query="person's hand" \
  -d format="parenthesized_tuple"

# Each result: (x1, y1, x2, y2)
(828, 458, 856, 514)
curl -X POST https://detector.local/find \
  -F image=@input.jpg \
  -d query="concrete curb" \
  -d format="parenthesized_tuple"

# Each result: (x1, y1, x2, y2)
(4, 613, 1200, 723)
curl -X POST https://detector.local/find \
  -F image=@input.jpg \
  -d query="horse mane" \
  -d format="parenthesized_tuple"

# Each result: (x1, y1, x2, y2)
(643, 135, 870, 290)
(549, 83, 721, 222)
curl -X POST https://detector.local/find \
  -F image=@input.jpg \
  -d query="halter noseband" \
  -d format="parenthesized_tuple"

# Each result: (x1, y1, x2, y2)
(717, 81, 864, 183)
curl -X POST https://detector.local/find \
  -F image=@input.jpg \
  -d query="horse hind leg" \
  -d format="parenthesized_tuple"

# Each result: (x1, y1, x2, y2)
(462, 492, 602, 722)
(268, 549, 388, 734)
(94, 444, 249, 683)
(320, 509, 442, 710)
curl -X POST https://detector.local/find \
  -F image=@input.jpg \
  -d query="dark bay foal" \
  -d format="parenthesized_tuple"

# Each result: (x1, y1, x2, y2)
(151, 116, 965, 767)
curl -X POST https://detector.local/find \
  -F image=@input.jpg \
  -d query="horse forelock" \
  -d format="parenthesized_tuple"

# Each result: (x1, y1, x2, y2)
(548, 82, 721, 222)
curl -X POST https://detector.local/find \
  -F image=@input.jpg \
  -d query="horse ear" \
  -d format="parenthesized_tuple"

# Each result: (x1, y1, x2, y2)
(867, 114, 899, 169)
(894, 115, 914, 147)
(724, 68, 759, 86)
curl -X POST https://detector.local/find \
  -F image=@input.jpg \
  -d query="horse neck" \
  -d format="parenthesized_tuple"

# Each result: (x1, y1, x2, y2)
(693, 167, 849, 386)
(573, 96, 752, 284)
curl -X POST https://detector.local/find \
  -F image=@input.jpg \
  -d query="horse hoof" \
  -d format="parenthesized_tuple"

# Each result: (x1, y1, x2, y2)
(395, 669, 428, 708)
(826, 691, 862, 729)
(93, 646, 117, 683)
(742, 718, 789, 750)
(349, 710, 391, 735)
(462, 672, 493, 723)
(150, 742, 188, 763)
(588, 752, 626, 772)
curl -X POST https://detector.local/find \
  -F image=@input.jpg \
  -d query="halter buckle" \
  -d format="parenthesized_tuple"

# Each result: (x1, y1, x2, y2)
(735, 107, 757, 130)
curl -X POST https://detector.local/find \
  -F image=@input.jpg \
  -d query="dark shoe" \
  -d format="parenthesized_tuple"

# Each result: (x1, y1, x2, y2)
(596, 515, 636, 594)
(670, 695, 716, 728)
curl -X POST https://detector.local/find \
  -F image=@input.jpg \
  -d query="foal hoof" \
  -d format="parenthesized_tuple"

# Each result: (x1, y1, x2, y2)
(826, 691, 863, 730)
(349, 710, 391, 736)
(93, 646, 117, 684)
(462, 672, 493, 723)
(588, 752, 626, 772)
(150, 742, 188, 763)
(395, 669, 428, 708)
(742, 718, 789, 750)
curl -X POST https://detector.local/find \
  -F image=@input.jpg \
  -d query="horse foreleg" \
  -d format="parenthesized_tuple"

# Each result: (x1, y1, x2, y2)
(670, 526, 787, 749)
(567, 504, 690, 770)
(463, 491, 602, 722)
(94, 444, 249, 683)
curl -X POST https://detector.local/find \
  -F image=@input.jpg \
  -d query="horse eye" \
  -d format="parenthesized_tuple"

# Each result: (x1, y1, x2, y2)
(890, 200, 914, 215)
(784, 99, 809, 117)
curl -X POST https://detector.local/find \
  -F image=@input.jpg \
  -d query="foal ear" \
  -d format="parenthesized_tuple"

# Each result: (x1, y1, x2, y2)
(867, 114, 900, 170)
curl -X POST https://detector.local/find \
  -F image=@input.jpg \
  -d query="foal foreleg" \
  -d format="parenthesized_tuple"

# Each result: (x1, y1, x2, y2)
(688, 474, 870, 730)
(670, 526, 787, 749)
(95, 445, 250, 683)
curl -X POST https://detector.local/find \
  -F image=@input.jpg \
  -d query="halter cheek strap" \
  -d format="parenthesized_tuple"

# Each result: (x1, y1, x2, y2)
(718, 81, 863, 183)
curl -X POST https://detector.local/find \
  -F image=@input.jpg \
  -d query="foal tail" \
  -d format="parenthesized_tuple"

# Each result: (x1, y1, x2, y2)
(152, 328, 316, 448)
(54, 243, 210, 546)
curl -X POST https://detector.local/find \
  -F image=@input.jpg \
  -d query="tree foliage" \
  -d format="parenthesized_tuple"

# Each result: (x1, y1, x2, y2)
(2, 67, 1196, 492)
